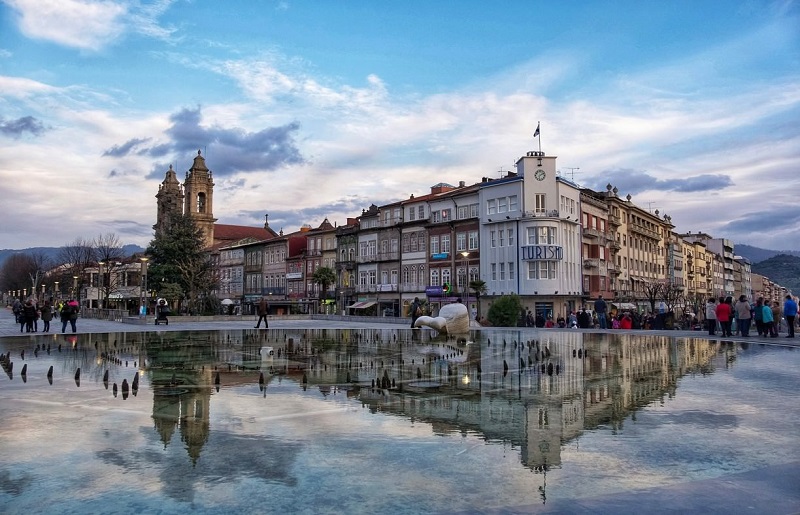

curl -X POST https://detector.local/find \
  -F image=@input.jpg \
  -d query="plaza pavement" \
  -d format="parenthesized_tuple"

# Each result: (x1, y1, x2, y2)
(2, 307, 798, 349)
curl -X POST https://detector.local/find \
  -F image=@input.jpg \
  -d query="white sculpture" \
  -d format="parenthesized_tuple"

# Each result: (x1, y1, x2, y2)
(413, 302, 470, 334)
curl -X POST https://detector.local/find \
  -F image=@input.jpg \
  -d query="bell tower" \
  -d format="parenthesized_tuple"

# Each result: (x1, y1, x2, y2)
(154, 164, 184, 238)
(183, 150, 217, 249)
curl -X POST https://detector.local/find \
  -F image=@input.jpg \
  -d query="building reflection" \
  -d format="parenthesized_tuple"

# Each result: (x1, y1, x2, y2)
(44, 328, 723, 472)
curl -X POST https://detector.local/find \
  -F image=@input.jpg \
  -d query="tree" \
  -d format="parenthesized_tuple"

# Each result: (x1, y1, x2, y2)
(94, 233, 125, 307)
(58, 238, 96, 303)
(0, 253, 39, 297)
(641, 281, 664, 314)
(311, 266, 337, 306)
(146, 214, 217, 315)
(487, 294, 522, 327)
(469, 279, 488, 321)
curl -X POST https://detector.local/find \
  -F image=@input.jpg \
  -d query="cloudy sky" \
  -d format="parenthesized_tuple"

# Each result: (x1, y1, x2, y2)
(1, 0, 798, 251)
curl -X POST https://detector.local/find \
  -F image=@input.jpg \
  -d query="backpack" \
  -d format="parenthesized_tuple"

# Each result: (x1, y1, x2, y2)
(415, 306, 422, 317)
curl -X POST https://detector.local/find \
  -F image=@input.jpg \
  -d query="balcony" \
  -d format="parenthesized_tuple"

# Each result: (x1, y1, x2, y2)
(609, 214, 621, 227)
(630, 223, 660, 240)
(583, 258, 599, 269)
(356, 251, 400, 263)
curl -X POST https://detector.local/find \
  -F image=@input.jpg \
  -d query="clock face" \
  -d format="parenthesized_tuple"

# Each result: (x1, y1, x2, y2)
(535, 169, 546, 181)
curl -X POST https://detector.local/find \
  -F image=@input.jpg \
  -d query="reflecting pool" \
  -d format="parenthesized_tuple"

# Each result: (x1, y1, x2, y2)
(1, 329, 799, 514)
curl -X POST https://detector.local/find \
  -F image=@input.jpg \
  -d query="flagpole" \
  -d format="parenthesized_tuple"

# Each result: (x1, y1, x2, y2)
(538, 121, 541, 153)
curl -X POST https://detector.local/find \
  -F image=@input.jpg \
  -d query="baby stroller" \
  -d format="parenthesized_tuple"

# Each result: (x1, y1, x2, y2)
(155, 299, 170, 325)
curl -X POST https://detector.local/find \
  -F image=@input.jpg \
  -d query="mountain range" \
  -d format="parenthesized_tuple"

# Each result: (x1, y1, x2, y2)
(0, 245, 145, 269)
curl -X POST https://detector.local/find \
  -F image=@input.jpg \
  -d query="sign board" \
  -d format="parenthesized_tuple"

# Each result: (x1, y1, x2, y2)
(520, 245, 563, 261)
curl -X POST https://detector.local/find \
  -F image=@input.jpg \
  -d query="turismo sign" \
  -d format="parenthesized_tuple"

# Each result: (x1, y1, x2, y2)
(520, 245, 563, 261)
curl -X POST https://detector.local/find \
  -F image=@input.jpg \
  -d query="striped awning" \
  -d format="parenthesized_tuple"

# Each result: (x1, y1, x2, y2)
(347, 301, 377, 309)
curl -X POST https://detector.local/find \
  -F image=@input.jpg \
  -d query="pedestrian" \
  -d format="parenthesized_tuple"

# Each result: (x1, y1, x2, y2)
(783, 295, 797, 338)
(254, 296, 269, 328)
(61, 299, 78, 333)
(594, 295, 608, 329)
(410, 297, 422, 328)
(754, 297, 764, 336)
(715, 297, 732, 337)
(22, 300, 37, 333)
(734, 295, 751, 337)
(705, 298, 717, 336)
(771, 301, 781, 336)
(762, 302, 776, 338)
(620, 312, 633, 330)
(41, 300, 53, 333)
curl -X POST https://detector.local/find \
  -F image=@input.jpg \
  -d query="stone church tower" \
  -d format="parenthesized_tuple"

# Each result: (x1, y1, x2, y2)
(153, 164, 184, 238)
(182, 150, 217, 249)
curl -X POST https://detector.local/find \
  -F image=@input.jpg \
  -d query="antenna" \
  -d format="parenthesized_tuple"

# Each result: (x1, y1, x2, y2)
(562, 167, 580, 180)
(644, 201, 660, 213)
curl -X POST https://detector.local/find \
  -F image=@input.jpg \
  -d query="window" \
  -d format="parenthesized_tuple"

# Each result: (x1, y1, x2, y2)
(490, 230, 496, 248)
(432, 211, 441, 223)
(430, 268, 440, 286)
(441, 268, 451, 286)
(508, 262, 515, 281)
(470, 203, 479, 217)
(507, 229, 514, 246)
(535, 194, 546, 214)
(498, 197, 508, 213)
(456, 232, 467, 251)
(408, 207, 416, 221)
(499, 230, 505, 247)
(528, 261, 557, 279)
(509, 195, 518, 212)
(468, 231, 479, 250)
(491, 263, 497, 280)
(527, 226, 556, 245)
(430, 235, 439, 254)
(499, 262, 505, 280)
(487, 199, 497, 215)
(418, 206, 425, 219)
(441, 234, 451, 253)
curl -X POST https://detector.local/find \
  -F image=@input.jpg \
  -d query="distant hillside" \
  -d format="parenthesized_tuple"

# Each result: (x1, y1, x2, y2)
(735, 244, 800, 263)
(0, 244, 145, 269)
(750, 254, 800, 295)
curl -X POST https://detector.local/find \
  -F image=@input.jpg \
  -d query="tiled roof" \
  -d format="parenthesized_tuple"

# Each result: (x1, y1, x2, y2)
(213, 224, 277, 243)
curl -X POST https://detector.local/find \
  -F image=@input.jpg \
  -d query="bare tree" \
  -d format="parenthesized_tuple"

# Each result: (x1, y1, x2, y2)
(94, 233, 126, 307)
(57, 238, 96, 302)
(641, 281, 664, 314)
(0, 254, 37, 296)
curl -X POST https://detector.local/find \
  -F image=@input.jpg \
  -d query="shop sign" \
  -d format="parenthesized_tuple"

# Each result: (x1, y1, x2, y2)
(520, 245, 563, 261)
(431, 252, 449, 260)
(426, 286, 443, 296)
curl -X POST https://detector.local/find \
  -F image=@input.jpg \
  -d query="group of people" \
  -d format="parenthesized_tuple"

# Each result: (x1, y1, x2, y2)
(705, 294, 798, 338)
(11, 298, 80, 333)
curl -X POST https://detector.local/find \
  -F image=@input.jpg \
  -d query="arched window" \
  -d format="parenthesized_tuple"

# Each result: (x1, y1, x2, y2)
(197, 192, 206, 213)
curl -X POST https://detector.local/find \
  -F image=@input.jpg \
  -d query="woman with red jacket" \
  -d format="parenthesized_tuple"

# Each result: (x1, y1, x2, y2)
(715, 296, 733, 337)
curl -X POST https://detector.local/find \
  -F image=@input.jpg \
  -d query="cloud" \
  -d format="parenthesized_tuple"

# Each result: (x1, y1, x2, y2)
(102, 137, 151, 157)
(0, 115, 46, 137)
(4, 0, 178, 51)
(586, 168, 734, 196)
(5, 0, 128, 51)
(140, 106, 306, 175)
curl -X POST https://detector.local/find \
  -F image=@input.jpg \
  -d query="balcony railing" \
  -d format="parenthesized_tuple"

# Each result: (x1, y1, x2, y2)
(356, 251, 400, 263)
(583, 258, 599, 269)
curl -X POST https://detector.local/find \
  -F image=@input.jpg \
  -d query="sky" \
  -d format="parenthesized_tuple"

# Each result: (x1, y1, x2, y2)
(1, 0, 799, 252)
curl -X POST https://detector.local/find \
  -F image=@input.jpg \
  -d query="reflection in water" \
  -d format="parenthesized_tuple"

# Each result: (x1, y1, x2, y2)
(0, 328, 788, 511)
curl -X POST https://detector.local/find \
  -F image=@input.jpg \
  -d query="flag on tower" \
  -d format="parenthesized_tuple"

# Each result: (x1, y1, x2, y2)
(533, 123, 540, 138)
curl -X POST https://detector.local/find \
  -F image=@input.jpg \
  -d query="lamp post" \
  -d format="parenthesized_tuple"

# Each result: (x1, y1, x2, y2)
(41, 283, 46, 304)
(54, 282, 59, 304)
(98, 261, 105, 309)
(139, 257, 149, 317)
(460, 251, 470, 297)
(73, 275, 79, 306)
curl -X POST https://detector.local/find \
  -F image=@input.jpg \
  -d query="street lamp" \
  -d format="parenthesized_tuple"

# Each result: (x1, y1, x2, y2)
(98, 261, 105, 309)
(139, 257, 149, 317)
(72, 275, 79, 305)
(41, 283, 46, 304)
(54, 282, 59, 303)
(460, 251, 470, 297)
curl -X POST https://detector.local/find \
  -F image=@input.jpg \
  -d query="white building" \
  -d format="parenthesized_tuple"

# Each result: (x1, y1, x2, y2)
(479, 151, 583, 320)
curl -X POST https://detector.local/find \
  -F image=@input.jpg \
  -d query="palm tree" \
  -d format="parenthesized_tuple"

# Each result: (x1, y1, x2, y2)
(469, 279, 488, 321)
(311, 266, 337, 313)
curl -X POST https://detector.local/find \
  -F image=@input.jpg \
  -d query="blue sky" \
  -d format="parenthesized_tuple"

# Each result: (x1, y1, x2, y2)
(1, 0, 799, 251)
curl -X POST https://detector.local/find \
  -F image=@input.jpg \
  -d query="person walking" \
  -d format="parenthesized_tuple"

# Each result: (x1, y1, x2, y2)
(40, 300, 53, 333)
(762, 301, 775, 338)
(784, 295, 797, 338)
(594, 295, 608, 329)
(155, 299, 170, 325)
(734, 295, 752, 337)
(61, 299, 78, 333)
(715, 297, 732, 337)
(410, 297, 422, 328)
(254, 296, 269, 328)
(753, 297, 765, 336)
(705, 298, 717, 336)
(771, 301, 782, 337)
(22, 300, 37, 333)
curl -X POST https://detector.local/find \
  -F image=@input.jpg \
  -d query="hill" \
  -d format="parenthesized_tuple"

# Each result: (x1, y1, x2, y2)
(750, 254, 800, 295)
(0, 245, 145, 269)
(735, 244, 800, 263)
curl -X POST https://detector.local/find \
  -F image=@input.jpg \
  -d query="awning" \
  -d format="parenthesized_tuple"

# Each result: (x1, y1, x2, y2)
(347, 301, 377, 309)
(611, 302, 637, 310)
